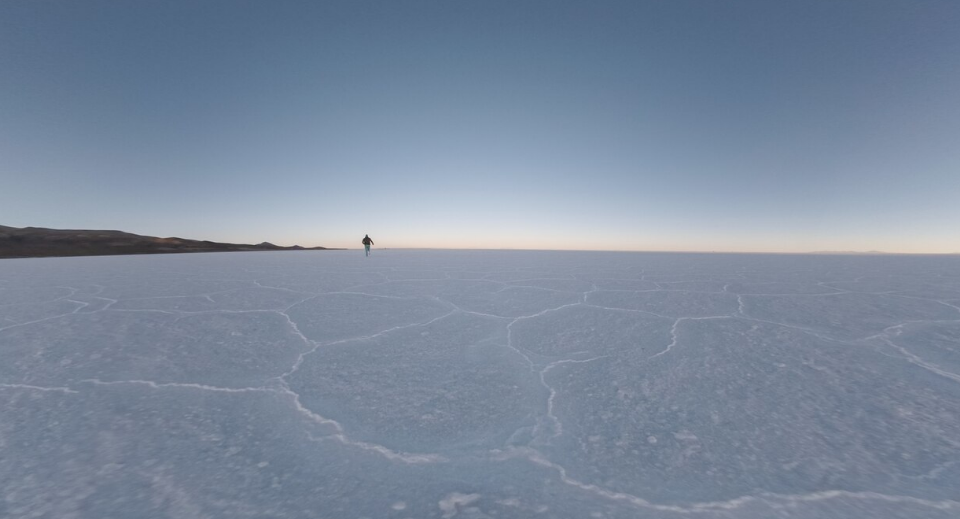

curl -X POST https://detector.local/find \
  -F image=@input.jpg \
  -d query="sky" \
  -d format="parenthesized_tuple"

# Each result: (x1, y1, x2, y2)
(1, 0, 958, 253)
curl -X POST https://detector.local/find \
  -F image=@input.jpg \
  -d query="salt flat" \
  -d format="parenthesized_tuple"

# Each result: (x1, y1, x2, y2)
(2, 250, 959, 518)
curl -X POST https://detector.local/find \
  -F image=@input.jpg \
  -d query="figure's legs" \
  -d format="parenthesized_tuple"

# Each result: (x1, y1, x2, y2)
(364, 244, 370, 256)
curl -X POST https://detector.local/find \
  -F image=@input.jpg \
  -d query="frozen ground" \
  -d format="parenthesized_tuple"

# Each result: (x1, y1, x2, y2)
(2, 250, 960, 519)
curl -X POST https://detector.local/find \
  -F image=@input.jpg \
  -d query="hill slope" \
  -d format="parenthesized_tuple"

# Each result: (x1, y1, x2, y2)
(0, 225, 335, 258)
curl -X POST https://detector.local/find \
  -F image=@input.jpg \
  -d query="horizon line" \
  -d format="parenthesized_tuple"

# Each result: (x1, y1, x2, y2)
(353, 247, 960, 256)
(4, 224, 957, 257)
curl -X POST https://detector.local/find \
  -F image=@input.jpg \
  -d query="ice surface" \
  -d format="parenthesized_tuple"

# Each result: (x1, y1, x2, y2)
(2, 250, 960, 518)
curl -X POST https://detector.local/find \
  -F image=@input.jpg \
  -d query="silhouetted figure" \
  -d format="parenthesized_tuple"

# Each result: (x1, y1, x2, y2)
(362, 234, 374, 256)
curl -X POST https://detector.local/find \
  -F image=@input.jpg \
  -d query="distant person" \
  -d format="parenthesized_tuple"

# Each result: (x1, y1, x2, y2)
(362, 234, 374, 256)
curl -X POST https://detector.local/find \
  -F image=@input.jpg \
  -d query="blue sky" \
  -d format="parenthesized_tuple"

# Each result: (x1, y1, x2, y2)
(2, 0, 958, 252)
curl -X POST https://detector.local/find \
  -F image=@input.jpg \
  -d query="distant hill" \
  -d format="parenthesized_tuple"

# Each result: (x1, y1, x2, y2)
(810, 250, 891, 255)
(0, 225, 338, 259)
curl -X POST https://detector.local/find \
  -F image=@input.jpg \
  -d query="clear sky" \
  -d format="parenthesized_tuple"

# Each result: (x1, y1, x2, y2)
(2, 1, 958, 253)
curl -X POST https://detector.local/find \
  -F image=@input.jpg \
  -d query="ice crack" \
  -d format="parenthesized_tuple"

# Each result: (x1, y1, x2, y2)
(494, 447, 960, 514)
(877, 337, 960, 384)
(0, 383, 79, 394)
(649, 316, 731, 360)
(278, 309, 458, 379)
(79, 378, 276, 394)
(277, 386, 447, 464)
(535, 356, 608, 441)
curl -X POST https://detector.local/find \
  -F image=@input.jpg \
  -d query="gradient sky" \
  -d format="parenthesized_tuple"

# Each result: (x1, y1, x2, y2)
(2, 1, 958, 252)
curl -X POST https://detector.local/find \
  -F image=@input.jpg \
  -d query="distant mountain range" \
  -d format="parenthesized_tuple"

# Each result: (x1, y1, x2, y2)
(0, 225, 339, 259)
(810, 250, 891, 255)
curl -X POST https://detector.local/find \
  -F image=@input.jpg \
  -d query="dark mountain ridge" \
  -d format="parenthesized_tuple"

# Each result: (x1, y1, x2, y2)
(0, 225, 337, 258)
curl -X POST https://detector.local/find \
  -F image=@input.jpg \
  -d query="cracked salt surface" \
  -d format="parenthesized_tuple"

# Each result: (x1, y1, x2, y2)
(2, 250, 960, 518)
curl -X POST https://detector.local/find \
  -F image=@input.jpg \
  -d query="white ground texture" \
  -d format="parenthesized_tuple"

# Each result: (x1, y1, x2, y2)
(2, 250, 960, 519)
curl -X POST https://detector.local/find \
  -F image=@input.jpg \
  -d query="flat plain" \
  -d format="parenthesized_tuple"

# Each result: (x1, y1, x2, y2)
(2, 250, 959, 519)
